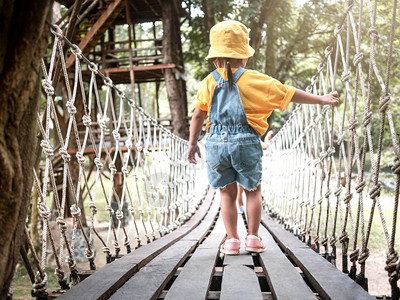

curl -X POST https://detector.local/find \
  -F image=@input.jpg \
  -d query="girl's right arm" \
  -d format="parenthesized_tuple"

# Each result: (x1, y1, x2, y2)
(292, 89, 339, 107)
(187, 107, 207, 164)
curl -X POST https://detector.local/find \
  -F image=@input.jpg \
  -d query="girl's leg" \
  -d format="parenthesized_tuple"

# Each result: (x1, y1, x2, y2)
(236, 185, 244, 208)
(244, 184, 262, 236)
(220, 182, 239, 240)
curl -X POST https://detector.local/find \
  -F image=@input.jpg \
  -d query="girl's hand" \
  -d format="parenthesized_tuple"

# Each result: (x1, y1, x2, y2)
(321, 91, 339, 107)
(187, 143, 202, 164)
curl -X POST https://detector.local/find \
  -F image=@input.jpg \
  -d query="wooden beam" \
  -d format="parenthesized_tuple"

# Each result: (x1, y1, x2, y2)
(66, 0, 124, 68)
(102, 64, 175, 73)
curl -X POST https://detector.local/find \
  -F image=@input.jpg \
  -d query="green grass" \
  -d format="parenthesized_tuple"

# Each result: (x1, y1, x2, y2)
(11, 264, 59, 300)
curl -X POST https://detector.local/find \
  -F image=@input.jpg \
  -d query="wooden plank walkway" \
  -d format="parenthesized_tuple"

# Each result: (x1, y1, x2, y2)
(59, 191, 376, 300)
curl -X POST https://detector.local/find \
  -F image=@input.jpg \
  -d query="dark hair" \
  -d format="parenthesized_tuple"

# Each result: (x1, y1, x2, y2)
(226, 59, 233, 91)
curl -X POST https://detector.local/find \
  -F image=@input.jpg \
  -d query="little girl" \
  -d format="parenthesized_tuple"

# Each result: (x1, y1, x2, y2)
(187, 20, 338, 255)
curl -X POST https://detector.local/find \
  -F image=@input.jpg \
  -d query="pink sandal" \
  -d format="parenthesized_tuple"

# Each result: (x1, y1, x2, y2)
(245, 235, 265, 253)
(220, 238, 241, 255)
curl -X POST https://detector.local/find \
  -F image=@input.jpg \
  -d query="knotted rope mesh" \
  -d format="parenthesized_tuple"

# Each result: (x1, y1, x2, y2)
(263, 0, 399, 295)
(31, 24, 207, 292)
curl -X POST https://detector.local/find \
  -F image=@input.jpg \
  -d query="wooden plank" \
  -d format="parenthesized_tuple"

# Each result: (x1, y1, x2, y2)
(109, 240, 197, 300)
(223, 214, 253, 266)
(164, 215, 225, 300)
(220, 212, 262, 300)
(109, 192, 221, 300)
(261, 214, 375, 300)
(58, 188, 215, 300)
(258, 222, 317, 300)
(220, 264, 262, 300)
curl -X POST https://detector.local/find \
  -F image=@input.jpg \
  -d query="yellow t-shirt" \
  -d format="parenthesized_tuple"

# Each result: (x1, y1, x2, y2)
(194, 68, 296, 136)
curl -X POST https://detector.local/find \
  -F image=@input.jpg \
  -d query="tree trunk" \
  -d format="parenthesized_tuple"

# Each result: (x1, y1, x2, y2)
(0, 0, 54, 297)
(247, 0, 278, 70)
(161, 0, 189, 139)
(201, 0, 216, 72)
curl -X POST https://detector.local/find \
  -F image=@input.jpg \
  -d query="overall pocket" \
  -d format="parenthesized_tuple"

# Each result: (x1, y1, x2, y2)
(205, 142, 221, 169)
(238, 140, 262, 170)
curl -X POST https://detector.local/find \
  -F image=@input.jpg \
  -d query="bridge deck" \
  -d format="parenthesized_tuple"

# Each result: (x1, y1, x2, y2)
(57, 190, 374, 300)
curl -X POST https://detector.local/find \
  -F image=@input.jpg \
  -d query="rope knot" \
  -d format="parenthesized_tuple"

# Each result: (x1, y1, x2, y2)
(327, 146, 335, 157)
(71, 44, 82, 59)
(320, 151, 328, 160)
(88, 62, 98, 74)
(89, 202, 97, 214)
(345, 0, 355, 13)
(117, 89, 125, 98)
(105, 205, 114, 214)
(359, 248, 370, 264)
(334, 186, 343, 197)
(33, 272, 48, 294)
(324, 46, 333, 57)
(66, 101, 77, 115)
(38, 202, 50, 219)
(356, 180, 366, 193)
(104, 78, 113, 87)
(82, 115, 92, 126)
(350, 248, 360, 262)
(94, 157, 103, 169)
(334, 24, 343, 37)
(113, 240, 121, 250)
(124, 237, 130, 247)
(109, 163, 117, 175)
(341, 71, 350, 82)
(99, 119, 107, 130)
(362, 111, 373, 127)
(40, 140, 54, 157)
(385, 251, 400, 282)
(66, 255, 76, 268)
(339, 231, 349, 244)
(325, 189, 331, 198)
(392, 158, 400, 175)
(70, 204, 81, 217)
(55, 267, 66, 281)
(322, 105, 330, 114)
(103, 246, 111, 255)
(41, 79, 54, 95)
(379, 94, 391, 113)
(115, 209, 123, 220)
(50, 24, 63, 39)
(369, 182, 382, 199)
(349, 118, 358, 130)
(76, 151, 86, 165)
(121, 166, 129, 175)
(56, 217, 67, 232)
(336, 133, 345, 145)
(330, 235, 337, 246)
(344, 192, 353, 204)
(128, 206, 136, 215)
(353, 52, 364, 66)
(367, 26, 379, 42)
(59, 147, 71, 162)
(112, 130, 121, 141)
(85, 248, 95, 260)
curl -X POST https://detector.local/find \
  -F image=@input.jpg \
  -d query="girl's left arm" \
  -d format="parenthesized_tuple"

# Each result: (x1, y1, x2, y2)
(187, 107, 207, 164)
(292, 89, 339, 107)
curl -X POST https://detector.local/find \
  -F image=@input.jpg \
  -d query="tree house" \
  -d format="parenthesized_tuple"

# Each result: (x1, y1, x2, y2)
(56, 0, 189, 137)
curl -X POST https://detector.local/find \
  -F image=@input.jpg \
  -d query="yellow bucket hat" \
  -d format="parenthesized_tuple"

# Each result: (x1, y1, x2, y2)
(205, 20, 255, 60)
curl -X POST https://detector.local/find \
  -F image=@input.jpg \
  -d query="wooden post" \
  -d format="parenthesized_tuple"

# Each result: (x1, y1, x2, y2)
(161, 0, 189, 139)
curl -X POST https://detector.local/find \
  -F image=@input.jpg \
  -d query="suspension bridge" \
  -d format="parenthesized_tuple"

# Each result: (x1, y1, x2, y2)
(21, 0, 400, 299)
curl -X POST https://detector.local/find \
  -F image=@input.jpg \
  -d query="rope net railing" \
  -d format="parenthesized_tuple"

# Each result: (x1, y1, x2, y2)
(28, 24, 208, 296)
(263, 0, 399, 297)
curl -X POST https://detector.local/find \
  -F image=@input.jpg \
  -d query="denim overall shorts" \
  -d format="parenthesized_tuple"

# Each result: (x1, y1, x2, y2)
(205, 67, 263, 191)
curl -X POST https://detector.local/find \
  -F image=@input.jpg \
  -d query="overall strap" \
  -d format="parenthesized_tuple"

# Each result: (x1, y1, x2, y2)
(232, 67, 247, 83)
(211, 69, 221, 83)
(211, 68, 247, 83)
